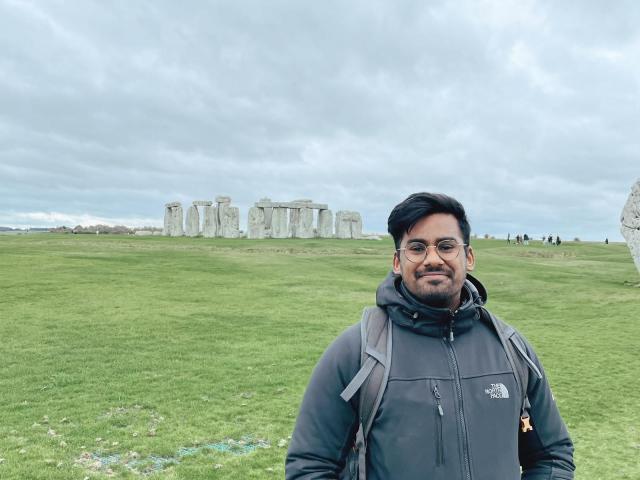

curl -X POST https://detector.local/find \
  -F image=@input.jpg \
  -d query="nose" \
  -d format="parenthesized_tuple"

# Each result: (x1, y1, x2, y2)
(422, 245, 445, 266)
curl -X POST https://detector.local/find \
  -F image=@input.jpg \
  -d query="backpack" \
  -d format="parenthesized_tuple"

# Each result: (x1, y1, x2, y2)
(339, 306, 543, 480)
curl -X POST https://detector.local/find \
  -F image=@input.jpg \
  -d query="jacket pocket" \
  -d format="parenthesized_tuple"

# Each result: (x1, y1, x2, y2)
(430, 380, 445, 466)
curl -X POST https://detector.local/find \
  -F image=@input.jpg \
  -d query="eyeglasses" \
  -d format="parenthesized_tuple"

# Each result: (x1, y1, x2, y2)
(397, 240, 467, 263)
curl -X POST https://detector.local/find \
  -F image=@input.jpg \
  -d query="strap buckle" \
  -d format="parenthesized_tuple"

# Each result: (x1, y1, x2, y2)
(520, 416, 533, 433)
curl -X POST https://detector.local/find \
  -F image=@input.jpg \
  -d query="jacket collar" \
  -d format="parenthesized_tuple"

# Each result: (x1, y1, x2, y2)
(375, 271, 487, 338)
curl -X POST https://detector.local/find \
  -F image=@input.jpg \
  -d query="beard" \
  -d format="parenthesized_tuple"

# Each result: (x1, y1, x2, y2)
(415, 289, 454, 308)
(414, 270, 458, 309)
(401, 277, 459, 310)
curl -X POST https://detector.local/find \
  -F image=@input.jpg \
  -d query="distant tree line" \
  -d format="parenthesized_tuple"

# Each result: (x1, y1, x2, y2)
(49, 225, 161, 234)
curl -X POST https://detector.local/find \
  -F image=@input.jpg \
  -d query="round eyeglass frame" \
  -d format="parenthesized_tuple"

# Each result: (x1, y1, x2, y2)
(397, 240, 468, 263)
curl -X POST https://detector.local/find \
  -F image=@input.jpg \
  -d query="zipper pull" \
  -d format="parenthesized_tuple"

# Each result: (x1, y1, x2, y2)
(448, 310, 456, 342)
(432, 382, 445, 465)
(449, 316, 455, 341)
(432, 385, 444, 416)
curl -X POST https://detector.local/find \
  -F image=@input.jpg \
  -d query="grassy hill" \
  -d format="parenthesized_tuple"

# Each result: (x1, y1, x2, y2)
(0, 234, 637, 479)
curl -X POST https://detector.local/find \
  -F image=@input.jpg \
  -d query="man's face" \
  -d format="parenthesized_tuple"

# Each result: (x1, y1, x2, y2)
(393, 213, 475, 310)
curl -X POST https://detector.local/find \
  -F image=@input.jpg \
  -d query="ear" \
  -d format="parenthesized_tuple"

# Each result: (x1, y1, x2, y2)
(465, 246, 475, 272)
(393, 251, 401, 274)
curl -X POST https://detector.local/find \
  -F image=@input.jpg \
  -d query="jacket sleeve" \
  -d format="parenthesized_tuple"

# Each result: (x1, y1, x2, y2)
(517, 334, 576, 480)
(285, 324, 362, 479)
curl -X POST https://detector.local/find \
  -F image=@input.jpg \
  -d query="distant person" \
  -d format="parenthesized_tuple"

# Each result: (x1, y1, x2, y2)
(548, 234, 553, 245)
(287, 192, 574, 480)
(523, 233, 529, 245)
(507, 232, 511, 244)
(556, 235, 561, 246)
(605, 238, 609, 245)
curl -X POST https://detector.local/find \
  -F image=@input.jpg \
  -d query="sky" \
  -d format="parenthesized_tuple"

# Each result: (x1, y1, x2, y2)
(1, 0, 638, 241)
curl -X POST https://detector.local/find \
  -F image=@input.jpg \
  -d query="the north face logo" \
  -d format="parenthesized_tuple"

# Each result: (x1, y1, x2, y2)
(485, 383, 509, 399)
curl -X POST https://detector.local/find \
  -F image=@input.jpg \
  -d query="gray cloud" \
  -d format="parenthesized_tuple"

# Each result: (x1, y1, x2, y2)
(0, 0, 638, 240)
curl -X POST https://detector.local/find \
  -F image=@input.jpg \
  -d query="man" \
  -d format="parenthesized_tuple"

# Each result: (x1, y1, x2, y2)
(286, 192, 574, 479)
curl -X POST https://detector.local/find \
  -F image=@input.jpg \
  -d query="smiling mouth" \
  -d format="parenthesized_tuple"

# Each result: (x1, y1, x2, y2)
(416, 271, 450, 279)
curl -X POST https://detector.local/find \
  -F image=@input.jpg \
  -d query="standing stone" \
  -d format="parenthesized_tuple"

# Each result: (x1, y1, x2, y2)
(317, 209, 333, 238)
(298, 207, 314, 238)
(185, 205, 200, 237)
(164, 202, 183, 236)
(351, 212, 363, 239)
(271, 207, 288, 238)
(163, 207, 171, 236)
(215, 196, 232, 237)
(289, 200, 313, 238)
(259, 198, 274, 230)
(247, 207, 266, 239)
(288, 209, 300, 238)
(164, 202, 184, 237)
(621, 179, 640, 275)
(220, 206, 240, 238)
(172, 205, 184, 236)
(335, 211, 363, 239)
(202, 205, 218, 238)
(335, 211, 352, 239)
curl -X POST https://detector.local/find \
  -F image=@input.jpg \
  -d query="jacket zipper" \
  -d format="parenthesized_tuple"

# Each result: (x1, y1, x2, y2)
(445, 338, 472, 480)
(432, 382, 445, 465)
(448, 308, 459, 341)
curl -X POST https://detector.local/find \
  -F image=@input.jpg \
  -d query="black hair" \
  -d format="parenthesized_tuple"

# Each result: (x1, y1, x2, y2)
(387, 192, 471, 249)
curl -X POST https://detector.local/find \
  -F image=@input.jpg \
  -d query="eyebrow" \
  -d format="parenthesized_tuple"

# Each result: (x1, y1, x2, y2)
(406, 236, 459, 244)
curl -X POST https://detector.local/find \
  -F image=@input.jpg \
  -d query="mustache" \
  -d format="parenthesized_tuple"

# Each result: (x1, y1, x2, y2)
(415, 268, 452, 278)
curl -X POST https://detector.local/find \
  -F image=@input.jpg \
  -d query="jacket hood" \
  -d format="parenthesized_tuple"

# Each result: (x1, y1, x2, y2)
(375, 271, 487, 338)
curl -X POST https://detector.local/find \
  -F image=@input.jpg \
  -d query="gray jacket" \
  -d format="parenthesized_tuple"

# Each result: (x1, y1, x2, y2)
(286, 272, 575, 479)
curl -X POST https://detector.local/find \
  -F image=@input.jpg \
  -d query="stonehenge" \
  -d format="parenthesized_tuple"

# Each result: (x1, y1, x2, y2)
(164, 197, 363, 240)
(621, 179, 640, 275)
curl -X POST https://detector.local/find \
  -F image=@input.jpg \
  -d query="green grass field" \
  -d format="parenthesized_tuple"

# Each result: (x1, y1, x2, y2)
(0, 234, 638, 479)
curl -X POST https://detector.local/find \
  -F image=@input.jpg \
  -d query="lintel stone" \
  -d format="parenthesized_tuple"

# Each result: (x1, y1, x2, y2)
(255, 201, 328, 210)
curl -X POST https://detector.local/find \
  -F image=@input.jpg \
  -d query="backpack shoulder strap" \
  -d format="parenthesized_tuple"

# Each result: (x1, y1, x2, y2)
(340, 306, 392, 432)
(359, 306, 392, 437)
(481, 307, 542, 433)
(339, 306, 392, 480)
